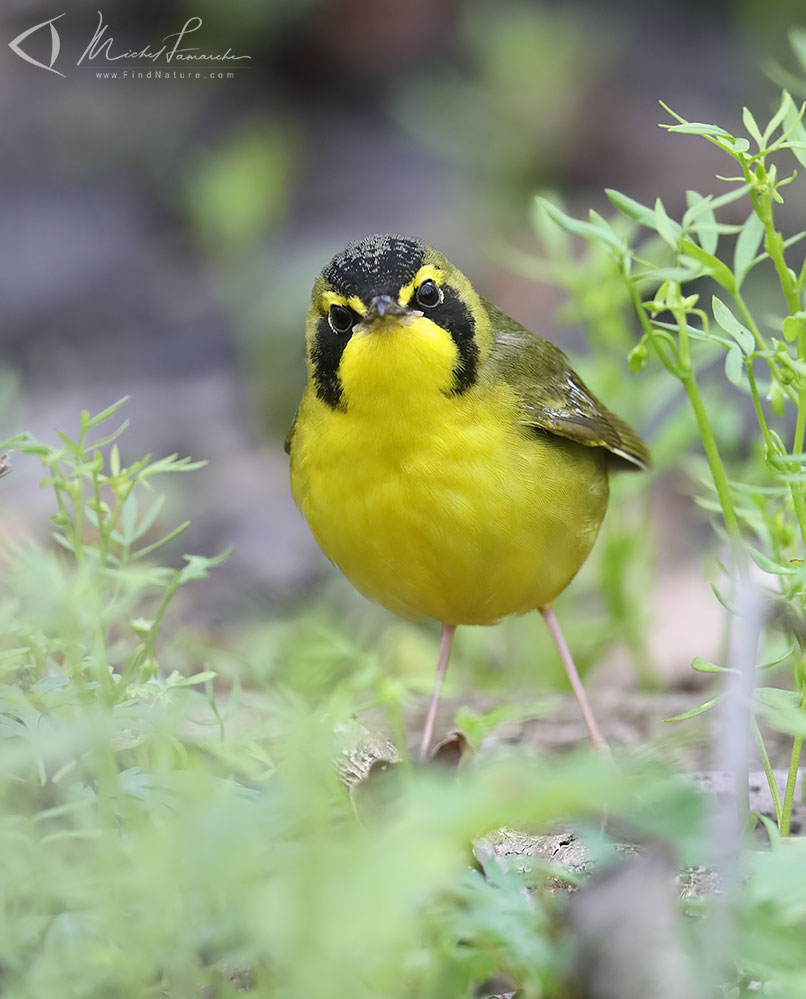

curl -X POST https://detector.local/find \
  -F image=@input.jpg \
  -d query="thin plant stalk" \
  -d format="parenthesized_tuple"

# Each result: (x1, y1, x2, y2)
(780, 686, 806, 837)
(751, 715, 783, 827)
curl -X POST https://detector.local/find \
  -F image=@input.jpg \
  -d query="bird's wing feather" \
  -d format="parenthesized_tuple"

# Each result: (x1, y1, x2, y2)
(484, 302, 651, 471)
(284, 418, 296, 456)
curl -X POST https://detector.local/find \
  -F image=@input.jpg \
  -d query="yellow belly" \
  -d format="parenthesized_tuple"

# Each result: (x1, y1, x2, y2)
(290, 380, 609, 626)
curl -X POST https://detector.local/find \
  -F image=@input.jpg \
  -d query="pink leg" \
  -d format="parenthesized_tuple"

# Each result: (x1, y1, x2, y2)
(419, 624, 457, 759)
(540, 606, 609, 751)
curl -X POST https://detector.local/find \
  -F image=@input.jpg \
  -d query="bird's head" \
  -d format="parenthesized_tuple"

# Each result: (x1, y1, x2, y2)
(305, 234, 494, 411)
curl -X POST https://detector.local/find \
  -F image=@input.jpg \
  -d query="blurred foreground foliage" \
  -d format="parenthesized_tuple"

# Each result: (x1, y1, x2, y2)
(0, 401, 805, 997)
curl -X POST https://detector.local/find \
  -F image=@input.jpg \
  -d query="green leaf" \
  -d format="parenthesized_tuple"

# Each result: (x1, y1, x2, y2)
(529, 194, 571, 255)
(133, 494, 166, 541)
(790, 27, 806, 73)
(724, 345, 744, 386)
(139, 455, 207, 482)
(55, 430, 79, 454)
(754, 687, 801, 710)
(704, 182, 753, 212)
(50, 531, 73, 552)
(754, 812, 782, 847)
(782, 312, 806, 343)
(535, 198, 625, 254)
(665, 122, 733, 138)
(783, 96, 806, 168)
(734, 211, 765, 286)
(85, 397, 130, 430)
(747, 546, 798, 575)
(712, 296, 754, 353)
(758, 643, 797, 670)
(177, 548, 232, 584)
(605, 188, 656, 226)
(685, 190, 717, 254)
(680, 240, 736, 293)
(711, 583, 739, 614)
(742, 106, 765, 149)
(85, 419, 130, 452)
(691, 656, 737, 674)
(652, 319, 733, 349)
(587, 209, 628, 253)
(637, 265, 703, 283)
(165, 670, 218, 688)
(658, 100, 686, 124)
(120, 494, 139, 543)
(654, 197, 681, 247)
(0, 433, 50, 458)
(755, 686, 806, 735)
(665, 694, 726, 722)
(762, 91, 795, 146)
(534, 197, 591, 236)
(131, 521, 191, 561)
(682, 190, 709, 224)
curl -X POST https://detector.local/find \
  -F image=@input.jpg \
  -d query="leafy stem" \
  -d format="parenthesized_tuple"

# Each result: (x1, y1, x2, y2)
(534, 81, 806, 834)
(756, 188, 803, 316)
(670, 302, 746, 567)
(624, 271, 680, 375)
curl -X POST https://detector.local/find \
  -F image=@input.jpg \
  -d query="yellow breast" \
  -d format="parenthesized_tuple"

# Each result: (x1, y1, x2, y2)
(290, 316, 609, 626)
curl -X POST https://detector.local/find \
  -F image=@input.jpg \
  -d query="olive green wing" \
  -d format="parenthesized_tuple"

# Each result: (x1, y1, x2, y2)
(484, 302, 651, 471)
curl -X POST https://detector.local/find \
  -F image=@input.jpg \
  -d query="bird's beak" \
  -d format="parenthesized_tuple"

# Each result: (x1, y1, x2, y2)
(363, 295, 409, 324)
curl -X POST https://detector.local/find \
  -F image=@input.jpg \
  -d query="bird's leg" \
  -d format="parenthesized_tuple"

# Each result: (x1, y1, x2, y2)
(540, 606, 609, 751)
(419, 623, 457, 759)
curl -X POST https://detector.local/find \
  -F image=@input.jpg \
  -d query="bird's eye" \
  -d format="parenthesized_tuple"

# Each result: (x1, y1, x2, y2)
(415, 279, 442, 308)
(328, 304, 355, 335)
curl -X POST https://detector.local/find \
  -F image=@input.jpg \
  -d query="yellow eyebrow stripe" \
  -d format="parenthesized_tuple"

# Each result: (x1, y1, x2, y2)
(398, 265, 443, 307)
(322, 291, 367, 315)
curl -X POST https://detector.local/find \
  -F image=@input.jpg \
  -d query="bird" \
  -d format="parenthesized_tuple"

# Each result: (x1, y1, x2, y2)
(286, 234, 650, 757)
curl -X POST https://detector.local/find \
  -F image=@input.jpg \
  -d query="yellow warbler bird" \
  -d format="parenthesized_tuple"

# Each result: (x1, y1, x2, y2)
(286, 234, 650, 756)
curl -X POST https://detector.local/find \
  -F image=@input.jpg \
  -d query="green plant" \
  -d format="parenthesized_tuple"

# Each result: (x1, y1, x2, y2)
(2, 398, 226, 697)
(536, 76, 806, 835)
(4, 400, 806, 996)
(0, 400, 688, 997)
(498, 192, 702, 691)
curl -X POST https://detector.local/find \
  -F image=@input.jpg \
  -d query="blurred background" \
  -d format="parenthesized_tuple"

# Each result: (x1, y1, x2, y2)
(1, 0, 803, 702)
